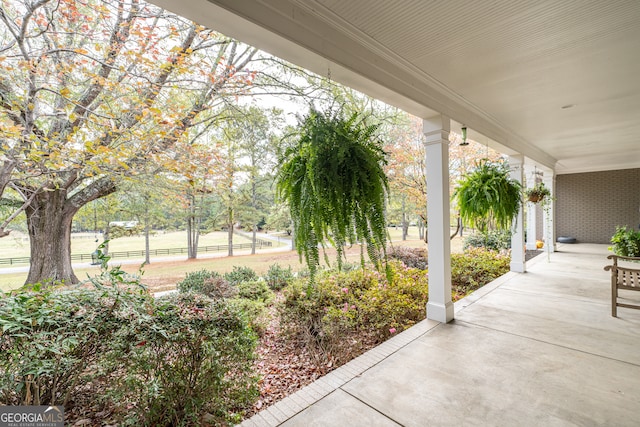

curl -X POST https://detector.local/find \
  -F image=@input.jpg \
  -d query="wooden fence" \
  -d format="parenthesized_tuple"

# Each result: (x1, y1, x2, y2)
(0, 240, 272, 266)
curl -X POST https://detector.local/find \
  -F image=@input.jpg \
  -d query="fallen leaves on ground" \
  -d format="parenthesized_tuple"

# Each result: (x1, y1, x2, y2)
(245, 295, 377, 419)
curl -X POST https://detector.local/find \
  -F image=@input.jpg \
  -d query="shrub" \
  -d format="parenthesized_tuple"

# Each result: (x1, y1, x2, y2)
(463, 229, 512, 252)
(265, 264, 294, 291)
(237, 279, 273, 303)
(279, 262, 429, 363)
(224, 266, 258, 286)
(358, 265, 429, 336)
(610, 226, 640, 257)
(0, 284, 150, 407)
(280, 271, 365, 361)
(228, 298, 269, 337)
(177, 270, 236, 299)
(108, 292, 258, 426)
(387, 246, 428, 269)
(451, 247, 510, 296)
(0, 284, 258, 425)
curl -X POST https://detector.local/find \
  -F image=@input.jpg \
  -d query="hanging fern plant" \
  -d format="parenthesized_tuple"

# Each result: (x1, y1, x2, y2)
(453, 160, 522, 232)
(276, 107, 389, 281)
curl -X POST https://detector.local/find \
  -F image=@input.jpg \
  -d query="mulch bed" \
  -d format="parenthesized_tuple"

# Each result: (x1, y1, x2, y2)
(246, 296, 378, 418)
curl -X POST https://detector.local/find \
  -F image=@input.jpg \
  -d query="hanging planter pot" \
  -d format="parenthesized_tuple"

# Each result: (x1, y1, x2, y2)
(527, 192, 544, 203)
(525, 182, 550, 204)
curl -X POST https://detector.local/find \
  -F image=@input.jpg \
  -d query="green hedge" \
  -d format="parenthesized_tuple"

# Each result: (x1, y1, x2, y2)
(0, 284, 257, 426)
(451, 247, 510, 295)
(280, 261, 429, 363)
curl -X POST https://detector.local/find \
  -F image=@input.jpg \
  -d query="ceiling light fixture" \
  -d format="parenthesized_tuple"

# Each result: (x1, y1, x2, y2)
(460, 126, 469, 146)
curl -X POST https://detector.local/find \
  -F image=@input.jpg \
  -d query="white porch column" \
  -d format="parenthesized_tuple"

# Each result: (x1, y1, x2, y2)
(423, 115, 454, 323)
(509, 155, 526, 272)
(525, 166, 538, 250)
(543, 172, 557, 253)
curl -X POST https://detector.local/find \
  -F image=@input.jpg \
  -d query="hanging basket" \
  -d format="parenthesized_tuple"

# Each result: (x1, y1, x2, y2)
(528, 193, 544, 203)
(525, 183, 550, 204)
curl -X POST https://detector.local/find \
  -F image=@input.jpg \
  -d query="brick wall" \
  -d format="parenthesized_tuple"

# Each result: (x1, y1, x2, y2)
(556, 168, 640, 243)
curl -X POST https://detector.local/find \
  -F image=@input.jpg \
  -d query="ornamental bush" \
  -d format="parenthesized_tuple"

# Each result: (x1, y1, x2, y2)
(358, 265, 429, 336)
(0, 285, 258, 425)
(224, 266, 259, 286)
(0, 283, 149, 407)
(265, 263, 294, 291)
(279, 262, 429, 363)
(177, 269, 237, 299)
(387, 246, 428, 269)
(177, 269, 218, 292)
(463, 229, 512, 252)
(107, 292, 258, 426)
(237, 278, 273, 304)
(228, 298, 270, 337)
(610, 226, 640, 257)
(451, 247, 510, 296)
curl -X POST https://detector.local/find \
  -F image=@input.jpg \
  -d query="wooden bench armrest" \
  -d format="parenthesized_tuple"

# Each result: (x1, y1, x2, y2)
(607, 254, 640, 262)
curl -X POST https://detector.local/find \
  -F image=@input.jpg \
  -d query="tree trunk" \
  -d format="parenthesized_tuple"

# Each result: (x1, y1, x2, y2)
(227, 206, 234, 256)
(103, 225, 110, 256)
(424, 219, 428, 244)
(401, 197, 408, 240)
(0, 159, 16, 197)
(251, 225, 257, 254)
(187, 194, 194, 259)
(25, 190, 79, 285)
(450, 215, 461, 240)
(187, 215, 193, 258)
(417, 215, 425, 240)
(144, 221, 150, 266)
(186, 193, 200, 259)
(251, 178, 257, 255)
(402, 217, 409, 240)
(193, 220, 200, 257)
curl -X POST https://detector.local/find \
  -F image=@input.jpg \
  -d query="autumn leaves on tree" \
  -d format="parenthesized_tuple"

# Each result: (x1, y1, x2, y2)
(0, 0, 260, 283)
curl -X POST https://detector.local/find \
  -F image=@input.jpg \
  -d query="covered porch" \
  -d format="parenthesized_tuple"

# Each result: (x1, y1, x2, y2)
(241, 244, 640, 426)
(151, 0, 640, 324)
(143, 1, 640, 423)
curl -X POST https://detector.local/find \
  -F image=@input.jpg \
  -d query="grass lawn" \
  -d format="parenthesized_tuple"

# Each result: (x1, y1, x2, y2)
(0, 227, 464, 292)
(0, 230, 281, 260)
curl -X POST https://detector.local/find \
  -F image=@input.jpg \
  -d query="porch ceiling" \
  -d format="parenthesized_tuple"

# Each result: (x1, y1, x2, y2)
(151, 0, 640, 175)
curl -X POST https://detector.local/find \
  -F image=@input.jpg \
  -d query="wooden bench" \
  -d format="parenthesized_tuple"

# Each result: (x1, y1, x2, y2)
(605, 254, 640, 317)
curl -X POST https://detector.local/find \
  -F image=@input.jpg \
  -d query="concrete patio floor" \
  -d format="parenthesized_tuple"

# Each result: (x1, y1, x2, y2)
(240, 244, 640, 426)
